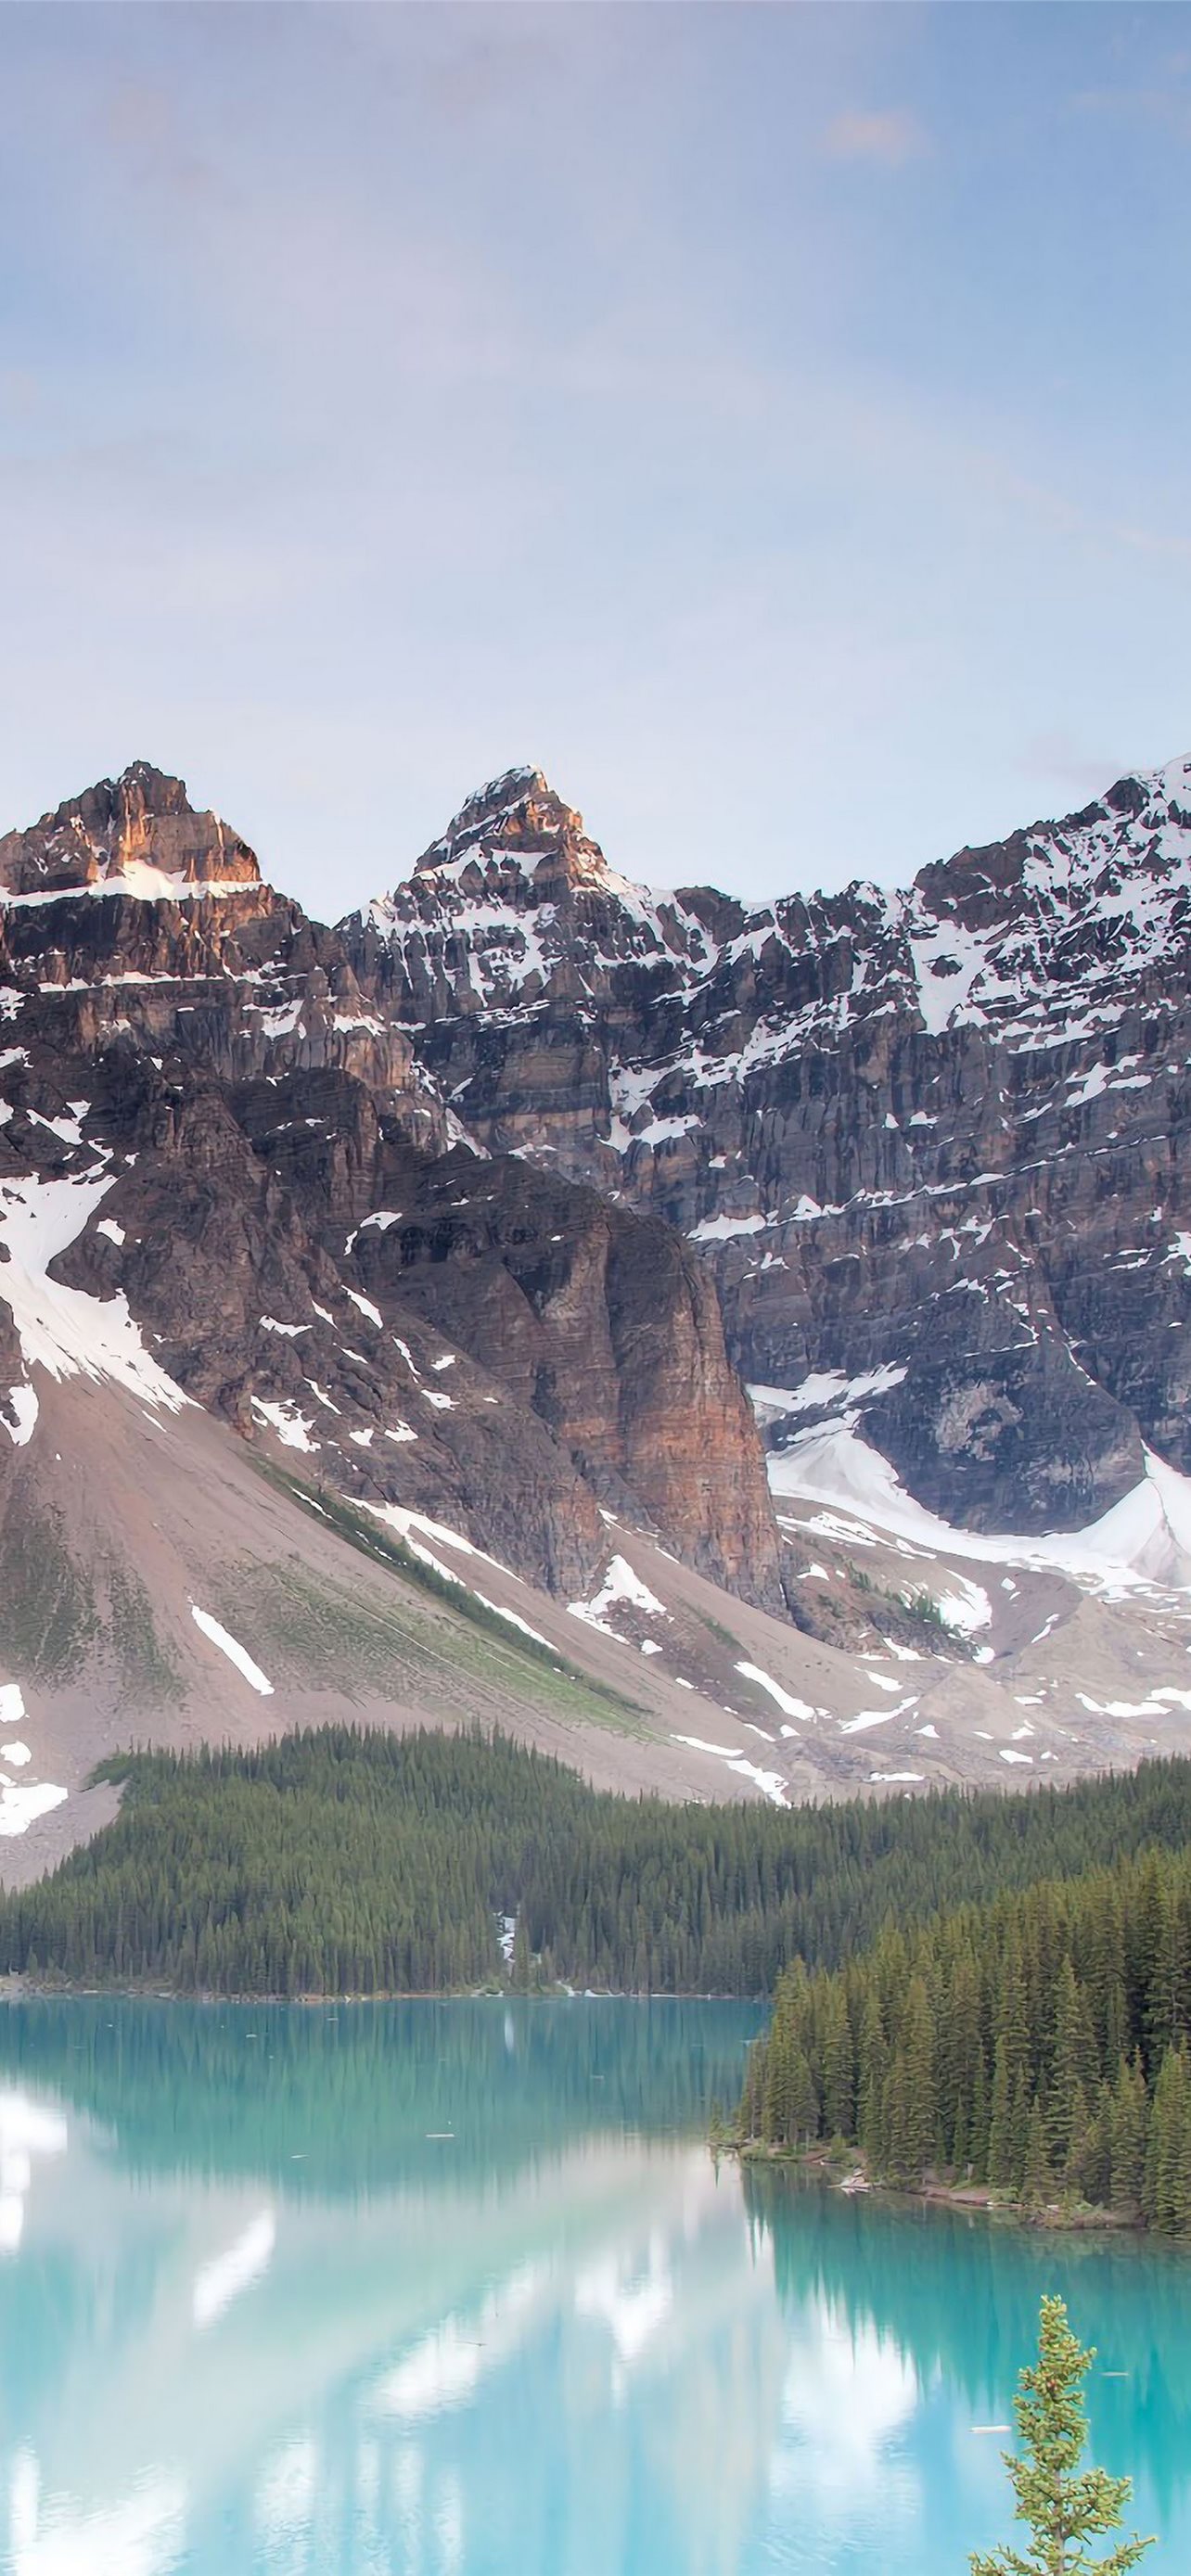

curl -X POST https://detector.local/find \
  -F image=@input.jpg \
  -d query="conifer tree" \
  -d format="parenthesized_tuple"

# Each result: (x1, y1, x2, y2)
(1142, 2044, 1189, 2233)
(1021, 2095, 1051, 2206)
(970, 2295, 1152, 2576)
(1047, 1958, 1096, 2169)
(820, 1984, 854, 2139)
(857, 1988, 889, 2168)
(1108, 2056, 1147, 2212)
(988, 2034, 1017, 2190)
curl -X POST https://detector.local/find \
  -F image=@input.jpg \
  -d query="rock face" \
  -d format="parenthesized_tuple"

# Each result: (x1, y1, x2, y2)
(0, 760, 260, 897)
(338, 1143, 783, 1604)
(0, 766, 432, 1120)
(348, 756, 1191, 1533)
(0, 766, 783, 1612)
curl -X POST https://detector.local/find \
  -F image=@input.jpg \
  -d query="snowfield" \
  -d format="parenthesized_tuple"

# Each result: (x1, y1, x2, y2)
(0, 1168, 189, 1421)
(768, 1416, 1191, 1598)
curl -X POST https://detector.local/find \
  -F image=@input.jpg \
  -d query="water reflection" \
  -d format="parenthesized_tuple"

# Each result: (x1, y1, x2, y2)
(0, 2002, 1186, 2576)
(0, 2092, 66, 2257)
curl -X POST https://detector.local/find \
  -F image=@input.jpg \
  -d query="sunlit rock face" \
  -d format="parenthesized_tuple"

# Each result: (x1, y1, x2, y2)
(0, 762, 261, 898)
(350, 756, 1191, 1533)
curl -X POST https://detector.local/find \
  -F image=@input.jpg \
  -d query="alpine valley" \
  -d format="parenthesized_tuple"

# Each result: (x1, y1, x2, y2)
(5, 751, 1191, 1879)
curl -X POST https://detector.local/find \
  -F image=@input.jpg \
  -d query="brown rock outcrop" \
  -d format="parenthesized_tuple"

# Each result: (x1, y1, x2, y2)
(0, 762, 259, 897)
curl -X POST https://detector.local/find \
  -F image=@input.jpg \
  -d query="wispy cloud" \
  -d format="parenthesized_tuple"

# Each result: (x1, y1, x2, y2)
(822, 108, 926, 170)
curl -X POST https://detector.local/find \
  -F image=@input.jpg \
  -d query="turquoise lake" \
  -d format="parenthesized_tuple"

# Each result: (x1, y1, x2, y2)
(0, 1997, 1188, 2575)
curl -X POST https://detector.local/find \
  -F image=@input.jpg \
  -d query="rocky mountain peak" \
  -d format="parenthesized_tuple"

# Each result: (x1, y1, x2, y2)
(415, 764, 612, 892)
(0, 762, 261, 901)
(341, 743, 1191, 1542)
(361, 761, 714, 1019)
(903, 751, 1191, 1009)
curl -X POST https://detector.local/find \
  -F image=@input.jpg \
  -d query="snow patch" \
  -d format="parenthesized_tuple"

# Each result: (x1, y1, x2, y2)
(0, 1779, 67, 1837)
(569, 1556, 671, 1634)
(769, 1417, 1191, 1600)
(250, 1396, 318, 1453)
(0, 1168, 190, 1417)
(735, 1663, 817, 1722)
(2, 1385, 37, 1447)
(749, 1365, 906, 1421)
(190, 1607, 275, 1696)
(689, 1211, 768, 1244)
(671, 1735, 789, 1806)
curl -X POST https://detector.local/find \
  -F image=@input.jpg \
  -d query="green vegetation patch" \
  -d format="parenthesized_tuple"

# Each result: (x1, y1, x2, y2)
(106, 1560, 186, 1708)
(852, 1566, 964, 1643)
(216, 1559, 438, 1700)
(249, 1463, 645, 1731)
(0, 1503, 98, 1679)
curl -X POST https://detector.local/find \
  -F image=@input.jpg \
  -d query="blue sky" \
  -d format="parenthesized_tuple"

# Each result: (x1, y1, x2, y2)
(2, 3, 1190, 917)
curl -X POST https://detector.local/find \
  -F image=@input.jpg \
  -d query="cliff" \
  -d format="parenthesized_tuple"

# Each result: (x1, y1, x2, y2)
(348, 756, 1191, 1533)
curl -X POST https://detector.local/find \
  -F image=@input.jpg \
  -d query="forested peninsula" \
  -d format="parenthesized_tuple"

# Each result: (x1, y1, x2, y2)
(738, 1839, 1191, 2237)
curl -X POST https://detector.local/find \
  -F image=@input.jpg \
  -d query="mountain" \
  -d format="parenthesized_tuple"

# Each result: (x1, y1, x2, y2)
(0, 762, 779, 1595)
(0, 764, 810, 1874)
(350, 756, 1191, 1535)
(6, 752, 1191, 1880)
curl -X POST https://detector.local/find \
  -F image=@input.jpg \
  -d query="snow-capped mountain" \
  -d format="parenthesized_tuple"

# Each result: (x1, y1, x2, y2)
(8, 749, 1191, 1877)
(349, 755, 1191, 1535)
(0, 766, 782, 1618)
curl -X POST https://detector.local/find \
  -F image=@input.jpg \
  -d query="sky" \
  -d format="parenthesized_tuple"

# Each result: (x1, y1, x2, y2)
(2, 3, 1190, 922)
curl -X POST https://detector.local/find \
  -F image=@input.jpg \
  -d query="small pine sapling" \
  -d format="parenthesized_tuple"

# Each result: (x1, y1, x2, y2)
(970, 2294, 1152, 2576)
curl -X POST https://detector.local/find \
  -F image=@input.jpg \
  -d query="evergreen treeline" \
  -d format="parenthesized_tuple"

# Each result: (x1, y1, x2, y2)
(6, 1728, 1191, 2002)
(738, 1843, 1191, 2232)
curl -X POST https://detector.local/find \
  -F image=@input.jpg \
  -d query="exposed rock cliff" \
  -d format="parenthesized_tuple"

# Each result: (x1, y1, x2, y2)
(8, 755, 1191, 1849)
(0, 759, 260, 897)
(0, 766, 783, 1613)
(349, 757, 1191, 1533)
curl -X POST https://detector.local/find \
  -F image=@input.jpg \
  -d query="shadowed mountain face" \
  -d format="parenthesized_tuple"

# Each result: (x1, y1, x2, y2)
(0, 766, 784, 1621)
(348, 757, 1191, 1533)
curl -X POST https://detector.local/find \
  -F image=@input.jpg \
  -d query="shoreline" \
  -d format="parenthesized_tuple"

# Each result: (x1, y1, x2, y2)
(734, 2139, 1147, 2239)
(0, 1974, 762, 2007)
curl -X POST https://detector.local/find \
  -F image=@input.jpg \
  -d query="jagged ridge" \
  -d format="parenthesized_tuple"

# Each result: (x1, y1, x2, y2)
(0, 763, 784, 1625)
(348, 752, 1191, 1534)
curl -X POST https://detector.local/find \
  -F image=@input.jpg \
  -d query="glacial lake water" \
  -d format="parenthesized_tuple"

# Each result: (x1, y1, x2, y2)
(0, 1999, 1189, 2576)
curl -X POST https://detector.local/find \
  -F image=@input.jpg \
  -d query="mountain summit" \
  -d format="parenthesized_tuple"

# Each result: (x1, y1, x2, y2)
(0, 763, 261, 901)
(415, 765, 613, 890)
